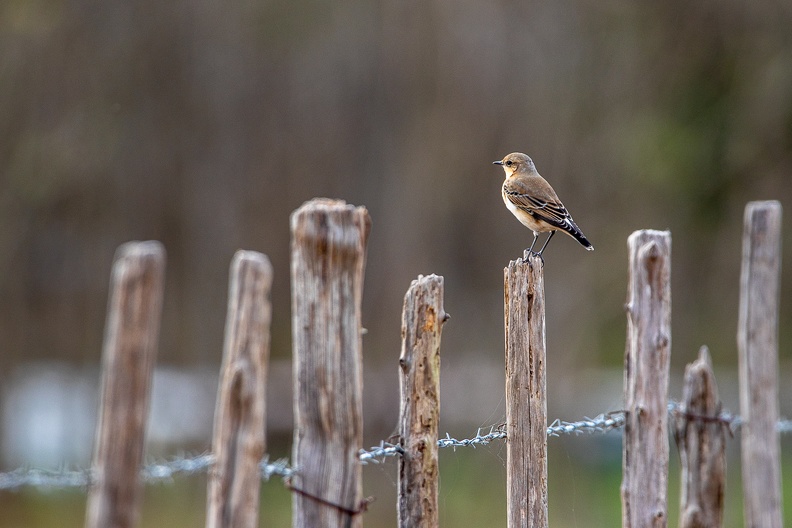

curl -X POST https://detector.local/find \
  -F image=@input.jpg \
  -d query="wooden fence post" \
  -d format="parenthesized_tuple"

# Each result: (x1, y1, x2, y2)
(504, 253, 548, 528)
(85, 241, 166, 528)
(206, 251, 273, 528)
(397, 274, 447, 528)
(675, 346, 725, 528)
(622, 230, 671, 528)
(290, 199, 371, 528)
(737, 200, 783, 528)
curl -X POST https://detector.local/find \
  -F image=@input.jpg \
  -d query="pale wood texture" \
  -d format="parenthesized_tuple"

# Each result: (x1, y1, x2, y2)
(206, 251, 273, 528)
(737, 201, 783, 528)
(622, 230, 671, 528)
(504, 253, 548, 528)
(85, 241, 166, 528)
(675, 346, 725, 528)
(397, 274, 447, 528)
(290, 199, 371, 528)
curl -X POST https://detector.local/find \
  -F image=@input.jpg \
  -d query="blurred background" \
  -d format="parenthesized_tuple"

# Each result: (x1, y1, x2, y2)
(1, 0, 792, 525)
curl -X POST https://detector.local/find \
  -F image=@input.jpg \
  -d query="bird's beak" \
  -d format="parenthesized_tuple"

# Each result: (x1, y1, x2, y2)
(493, 161, 503, 165)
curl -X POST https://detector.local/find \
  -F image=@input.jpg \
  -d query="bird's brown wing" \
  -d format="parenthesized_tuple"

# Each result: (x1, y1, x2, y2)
(502, 177, 571, 230)
(503, 174, 594, 250)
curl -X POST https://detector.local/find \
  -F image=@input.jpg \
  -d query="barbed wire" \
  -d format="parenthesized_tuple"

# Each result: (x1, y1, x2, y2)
(0, 454, 296, 491)
(0, 467, 90, 490)
(548, 410, 625, 437)
(666, 401, 792, 434)
(1, 403, 790, 491)
(260, 456, 295, 480)
(143, 453, 215, 481)
(358, 410, 626, 463)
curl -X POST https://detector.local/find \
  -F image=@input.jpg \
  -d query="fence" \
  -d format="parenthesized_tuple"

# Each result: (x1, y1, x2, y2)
(0, 198, 786, 528)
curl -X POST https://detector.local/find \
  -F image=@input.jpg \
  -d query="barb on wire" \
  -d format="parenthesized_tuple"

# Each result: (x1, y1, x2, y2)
(142, 453, 214, 482)
(358, 442, 404, 464)
(777, 419, 792, 434)
(547, 411, 625, 437)
(436, 425, 507, 451)
(260, 456, 295, 481)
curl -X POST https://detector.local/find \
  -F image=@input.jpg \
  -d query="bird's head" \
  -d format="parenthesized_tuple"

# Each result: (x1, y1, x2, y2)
(493, 152, 536, 177)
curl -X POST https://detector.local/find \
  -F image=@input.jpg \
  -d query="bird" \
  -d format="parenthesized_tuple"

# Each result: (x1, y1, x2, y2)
(494, 152, 593, 261)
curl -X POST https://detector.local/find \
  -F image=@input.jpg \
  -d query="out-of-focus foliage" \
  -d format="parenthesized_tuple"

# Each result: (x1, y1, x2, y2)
(2, 0, 791, 369)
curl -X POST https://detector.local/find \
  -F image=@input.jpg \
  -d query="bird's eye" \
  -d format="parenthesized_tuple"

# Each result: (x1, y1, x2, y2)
(505, 160, 513, 166)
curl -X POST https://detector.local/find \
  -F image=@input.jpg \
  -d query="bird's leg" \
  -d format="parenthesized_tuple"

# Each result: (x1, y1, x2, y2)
(523, 232, 539, 262)
(536, 230, 556, 257)
(528, 232, 539, 253)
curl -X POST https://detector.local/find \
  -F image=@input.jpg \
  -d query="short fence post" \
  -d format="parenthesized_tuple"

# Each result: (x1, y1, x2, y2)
(85, 241, 166, 528)
(290, 199, 371, 528)
(397, 275, 447, 528)
(674, 346, 725, 528)
(737, 200, 783, 528)
(622, 230, 671, 528)
(206, 251, 273, 528)
(504, 253, 548, 528)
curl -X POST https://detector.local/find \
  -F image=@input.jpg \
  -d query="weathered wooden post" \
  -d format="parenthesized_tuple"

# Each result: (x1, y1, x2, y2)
(504, 253, 548, 528)
(737, 200, 783, 528)
(85, 241, 166, 528)
(397, 274, 447, 528)
(621, 230, 671, 528)
(206, 251, 273, 528)
(290, 199, 371, 528)
(675, 346, 725, 528)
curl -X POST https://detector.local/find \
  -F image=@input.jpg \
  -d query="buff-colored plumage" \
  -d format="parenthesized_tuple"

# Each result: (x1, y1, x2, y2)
(494, 152, 593, 258)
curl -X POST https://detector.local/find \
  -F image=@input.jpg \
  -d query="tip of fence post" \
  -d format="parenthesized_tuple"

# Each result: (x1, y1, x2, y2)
(745, 200, 782, 216)
(114, 240, 166, 261)
(231, 250, 274, 278)
(504, 252, 544, 271)
(627, 229, 671, 247)
(697, 345, 711, 366)
(289, 198, 370, 255)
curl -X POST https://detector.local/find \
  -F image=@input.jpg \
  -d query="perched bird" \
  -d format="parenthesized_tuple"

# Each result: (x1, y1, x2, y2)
(494, 152, 593, 260)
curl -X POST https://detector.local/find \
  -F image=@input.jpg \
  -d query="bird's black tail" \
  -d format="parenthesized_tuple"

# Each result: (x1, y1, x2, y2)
(562, 218, 594, 251)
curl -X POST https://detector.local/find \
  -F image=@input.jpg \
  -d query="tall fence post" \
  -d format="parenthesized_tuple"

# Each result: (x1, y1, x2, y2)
(622, 230, 671, 528)
(85, 241, 166, 528)
(397, 274, 447, 528)
(504, 253, 548, 528)
(206, 251, 273, 528)
(738, 200, 783, 528)
(675, 346, 725, 528)
(290, 198, 371, 528)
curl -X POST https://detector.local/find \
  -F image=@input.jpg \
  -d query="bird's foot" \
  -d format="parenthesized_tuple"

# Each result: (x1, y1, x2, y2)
(521, 250, 544, 266)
